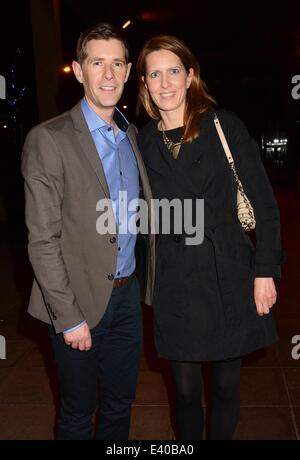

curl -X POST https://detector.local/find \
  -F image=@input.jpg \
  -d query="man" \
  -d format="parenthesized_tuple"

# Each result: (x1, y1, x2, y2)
(22, 23, 154, 440)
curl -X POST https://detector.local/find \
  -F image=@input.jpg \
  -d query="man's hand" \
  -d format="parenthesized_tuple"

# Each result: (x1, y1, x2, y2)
(63, 323, 92, 351)
(254, 277, 277, 316)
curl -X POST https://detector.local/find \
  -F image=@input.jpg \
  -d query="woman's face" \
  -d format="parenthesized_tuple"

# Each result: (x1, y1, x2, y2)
(144, 49, 194, 117)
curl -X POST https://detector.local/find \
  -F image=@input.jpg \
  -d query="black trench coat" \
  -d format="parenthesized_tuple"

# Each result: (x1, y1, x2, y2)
(138, 107, 283, 361)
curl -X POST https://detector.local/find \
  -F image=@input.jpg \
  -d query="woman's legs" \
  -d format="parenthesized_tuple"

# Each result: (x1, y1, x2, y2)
(171, 357, 242, 440)
(209, 357, 242, 440)
(171, 361, 204, 440)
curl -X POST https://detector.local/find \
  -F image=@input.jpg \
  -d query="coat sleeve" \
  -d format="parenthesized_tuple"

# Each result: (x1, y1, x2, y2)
(220, 111, 284, 278)
(21, 125, 85, 332)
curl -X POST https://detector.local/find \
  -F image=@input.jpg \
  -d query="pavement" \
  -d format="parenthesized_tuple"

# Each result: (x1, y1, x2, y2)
(0, 185, 300, 440)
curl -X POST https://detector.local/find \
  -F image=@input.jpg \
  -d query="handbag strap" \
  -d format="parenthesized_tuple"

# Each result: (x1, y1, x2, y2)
(213, 113, 250, 200)
(213, 114, 234, 165)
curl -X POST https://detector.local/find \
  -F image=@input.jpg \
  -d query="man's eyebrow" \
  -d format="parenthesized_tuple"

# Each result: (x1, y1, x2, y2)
(88, 57, 126, 62)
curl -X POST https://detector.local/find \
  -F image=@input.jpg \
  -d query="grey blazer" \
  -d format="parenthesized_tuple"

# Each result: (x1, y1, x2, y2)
(21, 101, 155, 333)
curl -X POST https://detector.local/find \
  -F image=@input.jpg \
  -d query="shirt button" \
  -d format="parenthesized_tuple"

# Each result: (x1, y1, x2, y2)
(107, 127, 112, 131)
(120, 171, 122, 175)
(117, 271, 120, 276)
(118, 247, 121, 251)
(108, 274, 114, 280)
(110, 237, 116, 244)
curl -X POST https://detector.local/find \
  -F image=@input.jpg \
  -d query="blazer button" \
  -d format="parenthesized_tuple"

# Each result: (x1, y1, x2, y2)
(173, 235, 181, 243)
(108, 274, 114, 280)
(109, 237, 116, 244)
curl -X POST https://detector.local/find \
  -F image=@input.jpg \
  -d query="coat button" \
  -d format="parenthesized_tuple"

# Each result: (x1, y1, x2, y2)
(108, 274, 114, 280)
(109, 237, 116, 243)
(173, 235, 181, 243)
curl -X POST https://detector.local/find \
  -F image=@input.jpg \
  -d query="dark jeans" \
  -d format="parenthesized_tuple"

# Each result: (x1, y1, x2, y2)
(49, 276, 142, 440)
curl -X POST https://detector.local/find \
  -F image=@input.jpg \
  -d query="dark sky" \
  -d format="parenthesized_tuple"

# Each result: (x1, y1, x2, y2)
(0, 0, 299, 226)
(1, 0, 300, 133)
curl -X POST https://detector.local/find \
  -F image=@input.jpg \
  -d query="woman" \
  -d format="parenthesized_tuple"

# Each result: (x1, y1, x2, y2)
(136, 35, 283, 440)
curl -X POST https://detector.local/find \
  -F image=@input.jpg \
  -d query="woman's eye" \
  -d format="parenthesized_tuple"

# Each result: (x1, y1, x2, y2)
(170, 68, 180, 75)
(149, 71, 159, 78)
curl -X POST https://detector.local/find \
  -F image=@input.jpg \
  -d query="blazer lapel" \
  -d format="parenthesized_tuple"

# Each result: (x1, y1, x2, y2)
(127, 124, 149, 180)
(126, 123, 154, 202)
(70, 102, 110, 197)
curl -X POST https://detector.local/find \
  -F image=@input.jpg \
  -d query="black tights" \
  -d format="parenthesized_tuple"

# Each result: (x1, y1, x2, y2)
(171, 358, 242, 440)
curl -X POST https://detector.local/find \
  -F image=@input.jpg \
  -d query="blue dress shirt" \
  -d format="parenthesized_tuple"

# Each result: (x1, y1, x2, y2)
(64, 98, 139, 333)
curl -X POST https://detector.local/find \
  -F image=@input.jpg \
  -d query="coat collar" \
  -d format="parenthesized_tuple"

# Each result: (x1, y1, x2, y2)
(70, 102, 110, 197)
(69, 101, 147, 198)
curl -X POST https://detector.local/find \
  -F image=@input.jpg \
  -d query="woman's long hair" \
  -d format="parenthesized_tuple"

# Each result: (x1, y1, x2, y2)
(136, 35, 216, 142)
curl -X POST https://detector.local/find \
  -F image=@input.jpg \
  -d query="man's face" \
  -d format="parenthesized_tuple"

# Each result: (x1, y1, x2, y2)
(72, 38, 131, 117)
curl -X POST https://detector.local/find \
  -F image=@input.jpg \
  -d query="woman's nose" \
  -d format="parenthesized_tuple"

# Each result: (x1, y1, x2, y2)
(160, 74, 169, 88)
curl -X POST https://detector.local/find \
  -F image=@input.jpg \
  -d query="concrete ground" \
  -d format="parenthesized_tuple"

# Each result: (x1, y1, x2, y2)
(0, 185, 300, 440)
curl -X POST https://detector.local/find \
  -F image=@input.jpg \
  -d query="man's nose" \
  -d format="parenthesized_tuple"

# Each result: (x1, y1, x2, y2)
(104, 65, 114, 79)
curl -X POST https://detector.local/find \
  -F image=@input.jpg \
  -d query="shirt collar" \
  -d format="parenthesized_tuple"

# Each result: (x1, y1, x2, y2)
(81, 98, 129, 134)
(81, 98, 109, 132)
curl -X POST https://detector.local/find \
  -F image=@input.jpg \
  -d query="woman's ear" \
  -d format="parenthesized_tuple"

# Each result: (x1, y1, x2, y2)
(141, 75, 148, 89)
(187, 68, 194, 89)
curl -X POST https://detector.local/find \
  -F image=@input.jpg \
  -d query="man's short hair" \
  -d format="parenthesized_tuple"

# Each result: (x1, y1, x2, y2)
(76, 22, 129, 65)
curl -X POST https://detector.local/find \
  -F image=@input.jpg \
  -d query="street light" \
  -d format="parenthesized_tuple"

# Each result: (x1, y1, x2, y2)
(122, 20, 131, 29)
(63, 66, 72, 73)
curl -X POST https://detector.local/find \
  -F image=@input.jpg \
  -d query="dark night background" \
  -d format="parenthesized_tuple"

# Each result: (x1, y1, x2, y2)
(0, 0, 300, 239)
(1, 3, 300, 167)
(1, 1, 300, 441)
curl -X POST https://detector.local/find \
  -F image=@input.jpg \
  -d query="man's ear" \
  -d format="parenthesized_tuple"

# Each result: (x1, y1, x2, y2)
(72, 61, 83, 84)
(124, 62, 132, 83)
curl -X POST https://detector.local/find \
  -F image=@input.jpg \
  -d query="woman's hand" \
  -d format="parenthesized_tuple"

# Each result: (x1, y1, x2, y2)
(254, 277, 277, 316)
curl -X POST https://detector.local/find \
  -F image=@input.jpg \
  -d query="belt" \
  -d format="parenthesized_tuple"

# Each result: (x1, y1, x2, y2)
(113, 272, 135, 288)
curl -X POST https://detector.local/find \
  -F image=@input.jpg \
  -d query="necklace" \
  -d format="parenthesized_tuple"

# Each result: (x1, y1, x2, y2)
(161, 129, 184, 159)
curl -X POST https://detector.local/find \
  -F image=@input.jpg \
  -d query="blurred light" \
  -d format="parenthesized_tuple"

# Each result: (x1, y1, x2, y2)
(122, 20, 131, 29)
(266, 138, 288, 147)
(122, 105, 128, 109)
(3, 124, 7, 129)
(63, 66, 72, 73)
